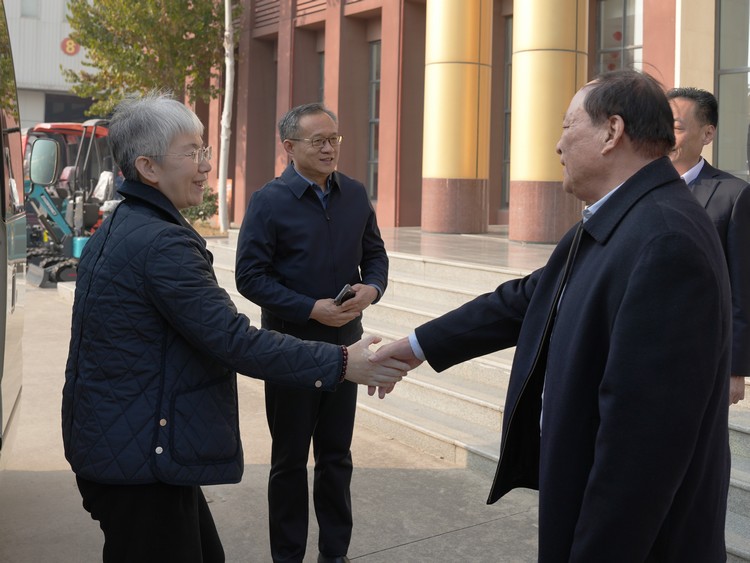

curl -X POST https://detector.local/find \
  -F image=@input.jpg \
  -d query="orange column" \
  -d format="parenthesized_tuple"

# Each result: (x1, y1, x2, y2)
(508, 0, 587, 243)
(421, 0, 493, 233)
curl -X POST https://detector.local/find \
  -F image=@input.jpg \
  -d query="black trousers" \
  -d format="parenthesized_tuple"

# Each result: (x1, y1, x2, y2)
(76, 476, 224, 563)
(265, 379, 358, 563)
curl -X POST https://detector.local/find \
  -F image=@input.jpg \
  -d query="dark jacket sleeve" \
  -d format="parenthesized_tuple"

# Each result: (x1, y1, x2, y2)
(415, 268, 540, 372)
(147, 225, 341, 389)
(358, 198, 389, 302)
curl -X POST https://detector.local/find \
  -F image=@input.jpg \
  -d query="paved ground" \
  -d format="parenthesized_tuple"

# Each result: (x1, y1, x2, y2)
(0, 285, 539, 562)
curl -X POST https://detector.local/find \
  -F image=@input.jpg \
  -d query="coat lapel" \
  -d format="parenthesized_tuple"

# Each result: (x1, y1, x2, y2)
(691, 163, 721, 208)
(583, 157, 681, 245)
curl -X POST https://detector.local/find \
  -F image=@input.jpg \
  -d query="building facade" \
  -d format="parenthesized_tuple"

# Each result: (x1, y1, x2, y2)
(211, 0, 749, 243)
(11, 0, 730, 244)
(6, 0, 94, 128)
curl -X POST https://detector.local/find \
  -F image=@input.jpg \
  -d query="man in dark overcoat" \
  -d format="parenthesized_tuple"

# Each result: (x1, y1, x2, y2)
(374, 70, 732, 562)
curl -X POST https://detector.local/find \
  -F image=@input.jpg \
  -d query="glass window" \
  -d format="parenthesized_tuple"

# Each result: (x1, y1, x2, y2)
(596, 0, 643, 73)
(717, 0, 750, 180)
(367, 41, 381, 200)
(719, 0, 750, 69)
(44, 93, 95, 123)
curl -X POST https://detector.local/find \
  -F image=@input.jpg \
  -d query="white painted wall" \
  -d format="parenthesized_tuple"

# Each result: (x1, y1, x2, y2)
(17, 88, 44, 128)
(5, 0, 88, 91)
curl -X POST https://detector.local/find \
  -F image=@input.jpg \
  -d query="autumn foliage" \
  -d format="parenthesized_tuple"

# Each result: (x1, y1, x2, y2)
(64, 0, 241, 115)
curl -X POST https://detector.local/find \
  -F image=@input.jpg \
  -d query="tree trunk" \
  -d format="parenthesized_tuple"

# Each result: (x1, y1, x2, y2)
(217, 0, 235, 233)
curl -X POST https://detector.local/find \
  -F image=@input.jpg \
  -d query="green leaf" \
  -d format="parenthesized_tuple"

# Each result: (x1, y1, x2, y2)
(65, 0, 242, 115)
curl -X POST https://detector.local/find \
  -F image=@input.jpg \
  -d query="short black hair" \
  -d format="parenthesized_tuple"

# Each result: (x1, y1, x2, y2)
(666, 87, 718, 127)
(584, 69, 675, 158)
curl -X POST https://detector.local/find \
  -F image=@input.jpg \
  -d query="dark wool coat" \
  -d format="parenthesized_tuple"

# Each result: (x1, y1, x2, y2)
(416, 158, 732, 562)
(63, 180, 344, 486)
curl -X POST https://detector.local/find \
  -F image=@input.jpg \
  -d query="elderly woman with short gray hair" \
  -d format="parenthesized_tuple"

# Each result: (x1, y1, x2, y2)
(62, 93, 406, 563)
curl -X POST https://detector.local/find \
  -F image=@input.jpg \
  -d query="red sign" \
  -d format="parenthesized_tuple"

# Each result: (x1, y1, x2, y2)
(61, 37, 80, 56)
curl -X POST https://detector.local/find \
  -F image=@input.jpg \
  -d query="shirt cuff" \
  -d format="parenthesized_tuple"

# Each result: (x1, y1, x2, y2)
(368, 283, 383, 300)
(408, 332, 427, 362)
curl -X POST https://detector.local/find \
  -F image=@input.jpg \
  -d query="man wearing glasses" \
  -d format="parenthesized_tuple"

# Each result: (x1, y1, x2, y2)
(235, 103, 388, 563)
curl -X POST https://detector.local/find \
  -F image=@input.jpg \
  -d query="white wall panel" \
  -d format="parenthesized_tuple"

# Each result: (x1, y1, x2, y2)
(6, 0, 90, 92)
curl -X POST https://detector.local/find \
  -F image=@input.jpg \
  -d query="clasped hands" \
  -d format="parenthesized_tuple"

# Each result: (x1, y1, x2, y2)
(345, 336, 423, 399)
(310, 284, 379, 328)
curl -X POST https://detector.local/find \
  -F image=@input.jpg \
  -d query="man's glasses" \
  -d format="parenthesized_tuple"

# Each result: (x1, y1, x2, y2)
(147, 146, 213, 164)
(287, 135, 343, 149)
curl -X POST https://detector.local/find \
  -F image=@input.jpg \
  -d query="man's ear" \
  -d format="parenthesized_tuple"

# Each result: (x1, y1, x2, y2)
(282, 139, 295, 157)
(602, 115, 625, 155)
(702, 124, 716, 146)
(134, 156, 160, 185)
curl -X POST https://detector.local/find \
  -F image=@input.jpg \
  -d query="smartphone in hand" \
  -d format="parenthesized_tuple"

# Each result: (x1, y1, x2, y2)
(334, 284, 356, 306)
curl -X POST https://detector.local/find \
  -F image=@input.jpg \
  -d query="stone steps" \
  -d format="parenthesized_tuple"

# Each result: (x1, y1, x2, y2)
(207, 230, 750, 561)
(730, 408, 750, 558)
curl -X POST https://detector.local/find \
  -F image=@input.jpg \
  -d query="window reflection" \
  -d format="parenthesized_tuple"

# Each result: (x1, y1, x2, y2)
(367, 40, 381, 200)
(717, 0, 750, 179)
(597, 0, 644, 73)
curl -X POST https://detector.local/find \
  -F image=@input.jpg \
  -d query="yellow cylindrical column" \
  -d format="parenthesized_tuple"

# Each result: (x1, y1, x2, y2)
(508, 0, 588, 243)
(421, 0, 492, 233)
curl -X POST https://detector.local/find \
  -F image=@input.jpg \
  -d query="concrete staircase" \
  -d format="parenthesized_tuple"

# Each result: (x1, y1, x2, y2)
(208, 229, 750, 561)
(729, 411, 750, 562)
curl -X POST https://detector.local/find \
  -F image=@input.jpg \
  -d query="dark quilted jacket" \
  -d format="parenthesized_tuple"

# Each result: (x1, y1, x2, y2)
(62, 180, 343, 486)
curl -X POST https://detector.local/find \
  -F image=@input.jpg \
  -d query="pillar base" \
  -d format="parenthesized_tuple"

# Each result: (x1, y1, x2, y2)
(421, 178, 488, 234)
(508, 180, 582, 243)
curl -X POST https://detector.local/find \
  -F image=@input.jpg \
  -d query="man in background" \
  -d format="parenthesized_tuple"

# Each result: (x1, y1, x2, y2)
(668, 86, 750, 404)
(235, 103, 388, 563)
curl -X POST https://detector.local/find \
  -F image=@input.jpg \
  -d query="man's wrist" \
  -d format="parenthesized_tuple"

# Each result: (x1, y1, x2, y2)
(408, 332, 427, 361)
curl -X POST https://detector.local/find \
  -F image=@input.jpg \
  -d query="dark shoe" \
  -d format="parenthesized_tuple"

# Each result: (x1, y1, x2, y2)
(317, 555, 350, 563)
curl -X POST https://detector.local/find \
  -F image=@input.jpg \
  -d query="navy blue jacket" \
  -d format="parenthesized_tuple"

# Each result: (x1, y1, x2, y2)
(235, 164, 388, 345)
(63, 180, 344, 486)
(417, 158, 731, 562)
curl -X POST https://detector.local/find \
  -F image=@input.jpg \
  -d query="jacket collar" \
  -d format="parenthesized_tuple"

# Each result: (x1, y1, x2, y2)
(582, 156, 682, 244)
(117, 179, 194, 230)
(691, 161, 722, 208)
(280, 163, 340, 199)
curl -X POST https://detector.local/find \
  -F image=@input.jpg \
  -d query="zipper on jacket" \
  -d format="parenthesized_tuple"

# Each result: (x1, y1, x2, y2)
(491, 224, 583, 498)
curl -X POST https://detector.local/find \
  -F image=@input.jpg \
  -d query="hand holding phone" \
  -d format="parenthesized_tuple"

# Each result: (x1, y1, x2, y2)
(334, 284, 356, 306)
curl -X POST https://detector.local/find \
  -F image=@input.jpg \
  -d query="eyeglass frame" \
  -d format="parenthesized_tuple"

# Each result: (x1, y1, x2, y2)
(145, 145, 213, 164)
(285, 135, 343, 149)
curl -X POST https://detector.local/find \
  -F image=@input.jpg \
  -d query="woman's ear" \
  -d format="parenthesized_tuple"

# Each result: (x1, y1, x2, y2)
(134, 156, 160, 185)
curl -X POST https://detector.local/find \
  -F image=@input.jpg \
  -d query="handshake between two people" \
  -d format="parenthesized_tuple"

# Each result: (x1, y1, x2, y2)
(345, 336, 423, 399)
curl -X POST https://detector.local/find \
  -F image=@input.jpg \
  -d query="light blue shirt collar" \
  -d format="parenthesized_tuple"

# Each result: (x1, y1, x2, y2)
(582, 183, 624, 223)
(293, 165, 331, 192)
(680, 158, 704, 186)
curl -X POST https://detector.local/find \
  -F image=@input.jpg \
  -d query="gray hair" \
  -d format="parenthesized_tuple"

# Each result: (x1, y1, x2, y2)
(108, 92, 204, 181)
(278, 102, 337, 141)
